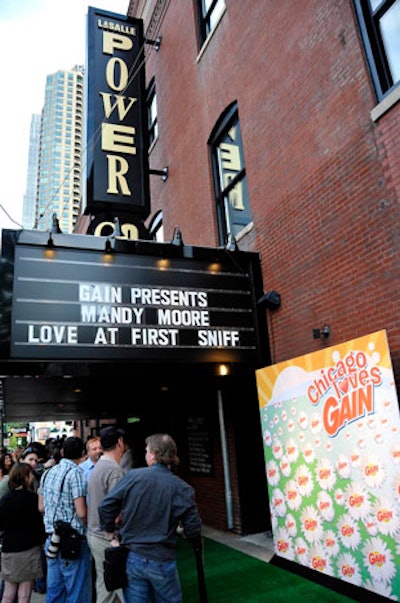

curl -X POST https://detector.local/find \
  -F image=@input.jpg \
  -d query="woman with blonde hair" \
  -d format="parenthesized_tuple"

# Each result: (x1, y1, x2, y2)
(0, 462, 45, 602)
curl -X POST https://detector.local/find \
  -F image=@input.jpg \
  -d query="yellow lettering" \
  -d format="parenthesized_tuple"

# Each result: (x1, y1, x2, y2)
(106, 155, 131, 195)
(105, 57, 129, 91)
(102, 123, 136, 155)
(100, 93, 138, 120)
(102, 31, 133, 54)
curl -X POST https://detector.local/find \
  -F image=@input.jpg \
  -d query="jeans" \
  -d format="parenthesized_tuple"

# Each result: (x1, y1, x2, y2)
(124, 551, 181, 603)
(45, 535, 92, 603)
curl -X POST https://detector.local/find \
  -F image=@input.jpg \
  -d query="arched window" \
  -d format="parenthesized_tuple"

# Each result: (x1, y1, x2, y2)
(209, 102, 252, 245)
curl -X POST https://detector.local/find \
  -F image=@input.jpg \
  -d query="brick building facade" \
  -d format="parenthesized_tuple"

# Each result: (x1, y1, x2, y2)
(124, 0, 400, 533)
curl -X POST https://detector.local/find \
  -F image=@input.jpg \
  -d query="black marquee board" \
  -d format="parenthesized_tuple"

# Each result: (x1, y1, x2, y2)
(0, 229, 269, 365)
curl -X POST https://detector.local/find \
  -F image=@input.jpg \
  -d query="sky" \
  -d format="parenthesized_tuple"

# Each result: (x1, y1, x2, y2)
(0, 0, 130, 231)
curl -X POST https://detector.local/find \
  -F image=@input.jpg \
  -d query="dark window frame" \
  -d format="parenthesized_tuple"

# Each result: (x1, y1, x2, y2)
(209, 102, 251, 246)
(196, 0, 225, 48)
(353, 0, 400, 100)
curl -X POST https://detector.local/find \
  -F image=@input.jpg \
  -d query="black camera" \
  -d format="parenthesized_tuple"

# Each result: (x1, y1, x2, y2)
(53, 520, 82, 560)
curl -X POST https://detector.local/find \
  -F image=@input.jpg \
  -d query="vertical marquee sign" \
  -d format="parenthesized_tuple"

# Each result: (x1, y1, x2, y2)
(85, 7, 150, 217)
(257, 330, 400, 599)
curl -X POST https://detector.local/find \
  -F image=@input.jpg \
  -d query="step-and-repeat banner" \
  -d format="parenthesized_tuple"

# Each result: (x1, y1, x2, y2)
(256, 330, 400, 599)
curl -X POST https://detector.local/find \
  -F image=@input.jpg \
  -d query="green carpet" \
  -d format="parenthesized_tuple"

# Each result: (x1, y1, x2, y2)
(177, 537, 355, 602)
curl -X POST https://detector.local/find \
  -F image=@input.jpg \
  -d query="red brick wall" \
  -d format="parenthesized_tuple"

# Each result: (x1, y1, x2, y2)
(141, 0, 400, 375)
(132, 0, 400, 534)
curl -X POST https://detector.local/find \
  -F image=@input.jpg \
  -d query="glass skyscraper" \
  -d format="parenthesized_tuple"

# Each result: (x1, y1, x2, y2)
(35, 65, 84, 233)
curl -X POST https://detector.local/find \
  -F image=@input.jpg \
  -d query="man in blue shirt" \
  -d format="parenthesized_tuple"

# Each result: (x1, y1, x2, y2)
(98, 433, 202, 603)
(80, 436, 103, 482)
(39, 436, 91, 603)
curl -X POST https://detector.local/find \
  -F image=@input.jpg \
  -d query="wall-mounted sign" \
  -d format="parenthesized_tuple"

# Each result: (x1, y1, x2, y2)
(5, 232, 266, 364)
(187, 415, 214, 476)
(257, 330, 400, 600)
(85, 7, 150, 218)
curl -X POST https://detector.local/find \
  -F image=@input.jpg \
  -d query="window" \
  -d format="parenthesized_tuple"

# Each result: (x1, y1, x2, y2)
(209, 102, 251, 245)
(354, 0, 400, 99)
(147, 78, 158, 147)
(196, 0, 226, 48)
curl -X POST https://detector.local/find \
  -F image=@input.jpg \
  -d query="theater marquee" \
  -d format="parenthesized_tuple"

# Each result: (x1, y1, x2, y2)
(85, 7, 150, 217)
(0, 230, 267, 365)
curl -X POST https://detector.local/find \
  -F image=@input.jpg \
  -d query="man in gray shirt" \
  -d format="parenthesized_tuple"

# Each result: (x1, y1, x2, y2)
(87, 426, 126, 603)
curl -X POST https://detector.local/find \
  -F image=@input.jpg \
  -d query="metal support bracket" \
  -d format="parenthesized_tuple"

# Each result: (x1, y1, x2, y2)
(149, 166, 168, 182)
(145, 36, 162, 51)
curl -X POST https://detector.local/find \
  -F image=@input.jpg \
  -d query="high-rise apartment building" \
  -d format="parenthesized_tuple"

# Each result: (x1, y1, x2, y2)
(36, 65, 84, 233)
(22, 114, 41, 230)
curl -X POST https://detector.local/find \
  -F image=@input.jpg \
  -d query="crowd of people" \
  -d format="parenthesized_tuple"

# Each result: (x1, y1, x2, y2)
(0, 428, 202, 603)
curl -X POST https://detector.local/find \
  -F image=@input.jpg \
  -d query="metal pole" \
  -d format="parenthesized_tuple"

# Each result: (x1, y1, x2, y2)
(217, 389, 233, 529)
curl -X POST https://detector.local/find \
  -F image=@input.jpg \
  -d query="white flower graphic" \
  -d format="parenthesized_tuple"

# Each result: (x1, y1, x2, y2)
(295, 465, 314, 497)
(285, 438, 299, 463)
(350, 447, 362, 468)
(390, 444, 400, 465)
(263, 430, 272, 447)
(363, 536, 396, 583)
(285, 479, 302, 512)
(361, 454, 386, 489)
(309, 543, 334, 577)
(300, 505, 323, 544)
(337, 513, 361, 550)
(371, 497, 400, 537)
(294, 537, 309, 566)
(285, 513, 297, 537)
(364, 578, 397, 600)
(302, 442, 315, 464)
(379, 414, 390, 430)
(364, 515, 378, 536)
(298, 411, 308, 430)
(344, 481, 371, 521)
(317, 491, 334, 522)
(287, 419, 295, 432)
(274, 527, 295, 560)
(323, 529, 340, 556)
(271, 487, 286, 517)
(266, 460, 280, 486)
(315, 458, 336, 491)
(279, 455, 291, 478)
(336, 453, 351, 479)
(334, 488, 345, 506)
(271, 438, 284, 460)
(281, 410, 287, 422)
(391, 473, 400, 500)
(336, 552, 362, 586)
(310, 412, 322, 434)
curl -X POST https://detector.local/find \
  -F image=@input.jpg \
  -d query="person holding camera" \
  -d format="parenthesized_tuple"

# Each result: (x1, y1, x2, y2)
(0, 462, 45, 602)
(38, 436, 92, 603)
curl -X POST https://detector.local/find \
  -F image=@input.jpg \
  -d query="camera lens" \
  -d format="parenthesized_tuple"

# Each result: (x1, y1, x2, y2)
(46, 532, 61, 559)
